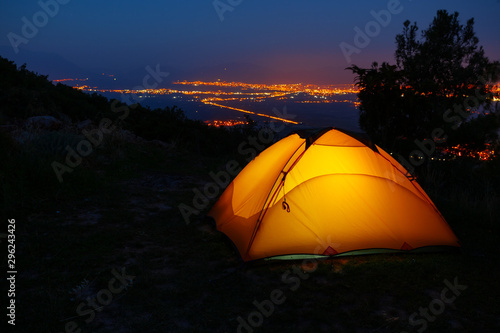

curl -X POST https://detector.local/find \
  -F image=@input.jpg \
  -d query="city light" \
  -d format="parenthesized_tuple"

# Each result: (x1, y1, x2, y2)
(204, 120, 247, 127)
(205, 101, 300, 124)
(438, 144, 496, 161)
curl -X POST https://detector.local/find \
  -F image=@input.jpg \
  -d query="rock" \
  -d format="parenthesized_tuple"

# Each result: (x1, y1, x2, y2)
(13, 130, 36, 144)
(0, 125, 18, 134)
(77, 119, 92, 130)
(25, 116, 62, 131)
(116, 129, 143, 143)
(148, 139, 171, 148)
(55, 111, 72, 124)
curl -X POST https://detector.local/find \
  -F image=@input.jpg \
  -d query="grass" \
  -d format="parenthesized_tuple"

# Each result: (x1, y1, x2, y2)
(6, 137, 499, 332)
(419, 159, 500, 257)
(0, 117, 498, 332)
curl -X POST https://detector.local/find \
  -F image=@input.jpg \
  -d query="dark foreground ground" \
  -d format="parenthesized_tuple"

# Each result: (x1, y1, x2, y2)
(9, 148, 500, 333)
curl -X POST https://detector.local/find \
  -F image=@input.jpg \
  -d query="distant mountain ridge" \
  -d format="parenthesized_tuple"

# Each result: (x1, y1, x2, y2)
(0, 46, 349, 87)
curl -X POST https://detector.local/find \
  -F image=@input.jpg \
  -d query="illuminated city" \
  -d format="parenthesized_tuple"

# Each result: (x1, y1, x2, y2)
(55, 79, 362, 124)
(52, 78, 499, 160)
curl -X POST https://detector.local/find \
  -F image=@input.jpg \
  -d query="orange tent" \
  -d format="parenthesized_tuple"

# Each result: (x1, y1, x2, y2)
(208, 128, 460, 261)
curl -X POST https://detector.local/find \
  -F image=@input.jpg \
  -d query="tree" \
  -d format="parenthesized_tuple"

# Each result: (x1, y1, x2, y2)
(348, 10, 500, 158)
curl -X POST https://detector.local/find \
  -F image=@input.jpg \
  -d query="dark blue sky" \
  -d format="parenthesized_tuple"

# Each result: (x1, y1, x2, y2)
(1, 0, 499, 84)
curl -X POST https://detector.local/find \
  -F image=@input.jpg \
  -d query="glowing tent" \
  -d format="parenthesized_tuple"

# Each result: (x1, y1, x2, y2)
(208, 128, 460, 261)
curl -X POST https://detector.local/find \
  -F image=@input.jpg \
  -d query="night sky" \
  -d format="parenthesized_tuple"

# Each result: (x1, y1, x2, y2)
(1, 0, 499, 84)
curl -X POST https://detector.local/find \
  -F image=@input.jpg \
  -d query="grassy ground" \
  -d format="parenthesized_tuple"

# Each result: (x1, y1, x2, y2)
(6, 141, 499, 333)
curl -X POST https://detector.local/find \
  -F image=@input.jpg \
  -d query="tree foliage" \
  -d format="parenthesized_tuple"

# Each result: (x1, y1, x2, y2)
(348, 10, 500, 155)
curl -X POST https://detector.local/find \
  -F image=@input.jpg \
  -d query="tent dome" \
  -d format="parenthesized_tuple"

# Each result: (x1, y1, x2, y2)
(208, 128, 460, 261)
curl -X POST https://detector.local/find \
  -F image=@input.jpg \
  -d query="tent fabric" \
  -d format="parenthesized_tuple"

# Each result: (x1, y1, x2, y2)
(208, 128, 460, 261)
